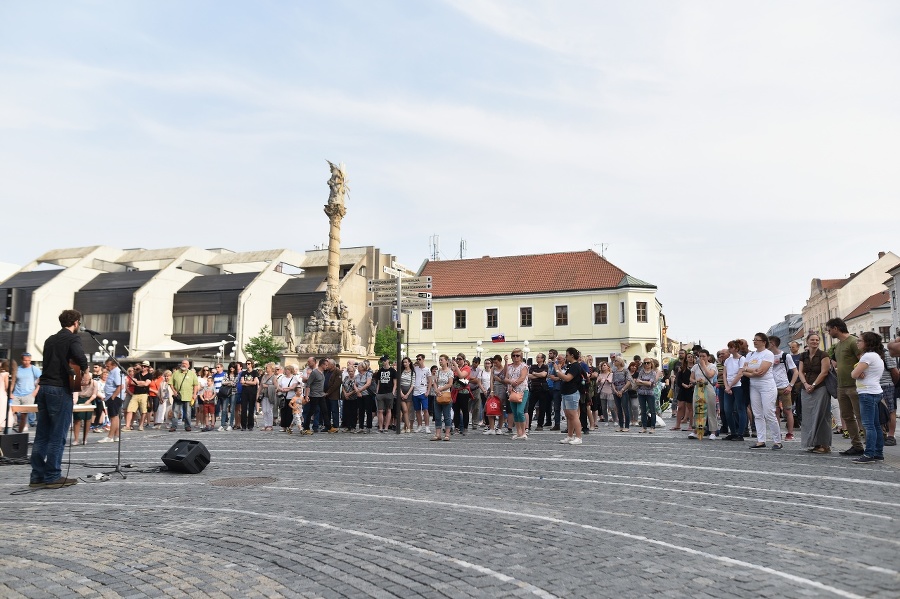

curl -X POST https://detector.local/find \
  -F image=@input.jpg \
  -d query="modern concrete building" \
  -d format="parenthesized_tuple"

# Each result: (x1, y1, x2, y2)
(766, 314, 802, 352)
(0, 245, 396, 365)
(405, 250, 663, 366)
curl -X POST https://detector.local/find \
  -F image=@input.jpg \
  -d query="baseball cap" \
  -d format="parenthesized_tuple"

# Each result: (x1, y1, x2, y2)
(21, 352, 31, 357)
(380, 355, 390, 363)
(141, 360, 151, 367)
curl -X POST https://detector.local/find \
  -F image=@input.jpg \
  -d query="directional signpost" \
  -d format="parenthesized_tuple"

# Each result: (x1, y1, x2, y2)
(367, 268, 436, 435)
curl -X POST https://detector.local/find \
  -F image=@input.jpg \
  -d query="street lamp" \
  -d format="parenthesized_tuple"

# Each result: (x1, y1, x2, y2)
(431, 342, 438, 365)
(523, 340, 530, 362)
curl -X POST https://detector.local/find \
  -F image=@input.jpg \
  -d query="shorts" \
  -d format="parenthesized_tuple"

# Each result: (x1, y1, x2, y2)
(11, 394, 35, 406)
(201, 403, 215, 415)
(777, 387, 792, 409)
(562, 391, 580, 411)
(493, 387, 508, 402)
(106, 397, 124, 418)
(376, 393, 395, 411)
(412, 394, 428, 411)
(127, 393, 148, 413)
(882, 385, 896, 411)
(74, 396, 94, 421)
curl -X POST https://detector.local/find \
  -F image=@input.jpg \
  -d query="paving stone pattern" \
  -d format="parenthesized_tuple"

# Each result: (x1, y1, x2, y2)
(1, 423, 898, 598)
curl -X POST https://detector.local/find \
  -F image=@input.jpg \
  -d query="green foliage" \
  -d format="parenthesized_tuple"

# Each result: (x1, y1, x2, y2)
(243, 325, 286, 364)
(374, 327, 397, 361)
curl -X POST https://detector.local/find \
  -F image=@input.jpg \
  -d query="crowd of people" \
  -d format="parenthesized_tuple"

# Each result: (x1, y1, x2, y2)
(24, 316, 887, 466)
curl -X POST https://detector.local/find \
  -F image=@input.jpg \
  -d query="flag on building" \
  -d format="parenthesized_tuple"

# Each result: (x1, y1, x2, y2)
(491, 334, 505, 343)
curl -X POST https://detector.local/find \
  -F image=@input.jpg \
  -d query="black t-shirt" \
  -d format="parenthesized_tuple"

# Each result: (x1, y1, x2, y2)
(376, 367, 397, 394)
(241, 369, 259, 396)
(132, 371, 153, 395)
(528, 364, 548, 390)
(560, 361, 582, 395)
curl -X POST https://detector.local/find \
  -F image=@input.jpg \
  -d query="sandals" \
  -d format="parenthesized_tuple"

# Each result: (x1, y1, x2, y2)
(430, 436, 442, 441)
(443, 435, 450, 441)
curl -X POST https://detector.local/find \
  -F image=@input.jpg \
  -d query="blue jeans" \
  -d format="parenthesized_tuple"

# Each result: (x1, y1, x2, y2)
(225, 391, 239, 427)
(858, 392, 885, 458)
(170, 400, 192, 430)
(328, 399, 341, 429)
(30, 385, 73, 484)
(716, 386, 728, 434)
(614, 393, 630, 428)
(638, 393, 655, 429)
(551, 388, 562, 427)
(723, 385, 747, 436)
(434, 403, 452, 429)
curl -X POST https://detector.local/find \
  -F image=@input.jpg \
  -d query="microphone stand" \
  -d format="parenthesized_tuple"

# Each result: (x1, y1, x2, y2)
(87, 331, 129, 479)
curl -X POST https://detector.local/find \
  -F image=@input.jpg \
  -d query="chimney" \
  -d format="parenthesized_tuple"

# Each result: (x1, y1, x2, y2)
(878, 251, 886, 259)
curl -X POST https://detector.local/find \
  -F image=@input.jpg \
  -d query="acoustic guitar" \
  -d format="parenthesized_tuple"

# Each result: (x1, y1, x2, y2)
(68, 360, 83, 393)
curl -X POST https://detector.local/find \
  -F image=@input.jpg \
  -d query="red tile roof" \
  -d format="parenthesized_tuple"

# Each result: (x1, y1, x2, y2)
(820, 278, 847, 290)
(844, 291, 890, 321)
(420, 250, 652, 298)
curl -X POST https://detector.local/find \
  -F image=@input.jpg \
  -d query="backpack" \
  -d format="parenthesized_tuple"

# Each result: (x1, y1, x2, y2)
(779, 353, 795, 383)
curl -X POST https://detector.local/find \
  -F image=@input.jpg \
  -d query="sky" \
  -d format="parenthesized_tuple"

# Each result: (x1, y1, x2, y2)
(1, 0, 898, 351)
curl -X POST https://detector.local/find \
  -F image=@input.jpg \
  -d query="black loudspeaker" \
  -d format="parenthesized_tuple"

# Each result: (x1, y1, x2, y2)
(161, 439, 210, 474)
(0, 433, 29, 459)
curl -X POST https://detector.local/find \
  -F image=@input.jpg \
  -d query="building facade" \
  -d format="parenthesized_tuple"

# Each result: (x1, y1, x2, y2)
(0, 245, 396, 365)
(405, 250, 663, 366)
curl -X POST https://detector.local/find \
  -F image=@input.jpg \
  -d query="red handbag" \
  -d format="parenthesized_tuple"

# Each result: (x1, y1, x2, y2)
(485, 395, 502, 416)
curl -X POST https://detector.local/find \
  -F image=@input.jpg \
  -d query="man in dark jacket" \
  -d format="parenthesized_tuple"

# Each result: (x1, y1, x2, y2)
(29, 309, 88, 489)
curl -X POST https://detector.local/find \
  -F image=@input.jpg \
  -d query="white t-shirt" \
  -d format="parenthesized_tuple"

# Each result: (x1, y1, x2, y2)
(691, 363, 717, 385)
(413, 365, 430, 395)
(771, 351, 796, 389)
(724, 355, 746, 387)
(746, 350, 776, 388)
(856, 352, 885, 394)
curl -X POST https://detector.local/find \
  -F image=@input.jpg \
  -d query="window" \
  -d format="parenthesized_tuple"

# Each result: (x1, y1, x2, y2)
(619, 301, 626, 323)
(421, 311, 433, 330)
(555, 305, 568, 326)
(83, 313, 131, 333)
(636, 302, 648, 323)
(486, 308, 498, 328)
(358, 265, 367, 277)
(594, 303, 608, 325)
(272, 316, 305, 338)
(454, 309, 466, 329)
(173, 314, 235, 335)
(520, 307, 532, 327)
(880, 326, 891, 340)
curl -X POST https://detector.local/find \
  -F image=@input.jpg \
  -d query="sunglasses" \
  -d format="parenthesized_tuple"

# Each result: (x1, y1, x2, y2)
(511, 354, 522, 357)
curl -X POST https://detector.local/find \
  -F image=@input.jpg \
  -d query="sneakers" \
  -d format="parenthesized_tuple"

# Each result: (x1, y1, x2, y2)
(688, 433, 698, 439)
(483, 428, 494, 435)
(218, 426, 225, 431)
(772, 443, 783, 450)
(852, 455, 877, 464)
(569, 437, 583, 445)
(512, 434, 528, 440)
(98, 437, 114, 443)
(559, 436, 573, 444)
(226, 426, 233, 431)
(707, 434, 719, 440)
(885, 436, 897, 446)
(839, 447, 864, 456)
(424, 426, 432, 434)
(327, 428, 339, 434)
(784, 433, 795, 441)
(28, 481, 46, 489)
(44, 477, 78, 489)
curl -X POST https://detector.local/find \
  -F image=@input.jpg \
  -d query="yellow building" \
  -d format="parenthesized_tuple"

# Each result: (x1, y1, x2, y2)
(406, 250, 663, 366)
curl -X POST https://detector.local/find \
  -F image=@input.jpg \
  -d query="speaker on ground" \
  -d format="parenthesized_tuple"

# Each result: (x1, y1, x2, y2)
(161, 439, 210, 474)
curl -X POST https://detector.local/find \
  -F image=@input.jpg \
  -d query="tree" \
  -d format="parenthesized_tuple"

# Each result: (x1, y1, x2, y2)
(374, 327, 397, 361)
(243, 325, 286, 365)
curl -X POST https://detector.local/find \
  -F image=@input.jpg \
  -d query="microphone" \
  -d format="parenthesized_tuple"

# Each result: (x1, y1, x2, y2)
(81, 327, 102, 336)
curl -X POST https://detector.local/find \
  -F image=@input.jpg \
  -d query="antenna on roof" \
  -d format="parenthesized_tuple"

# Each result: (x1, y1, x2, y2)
(459, 239, 467, 260)
(429, 235, 440, 261)
(593, 243, 608, 258)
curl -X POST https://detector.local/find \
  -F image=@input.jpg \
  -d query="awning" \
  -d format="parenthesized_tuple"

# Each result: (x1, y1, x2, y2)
(128, 340, 226, 360)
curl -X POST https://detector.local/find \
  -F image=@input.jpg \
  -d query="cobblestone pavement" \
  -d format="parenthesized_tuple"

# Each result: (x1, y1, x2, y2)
(1, 421, 898, 598)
